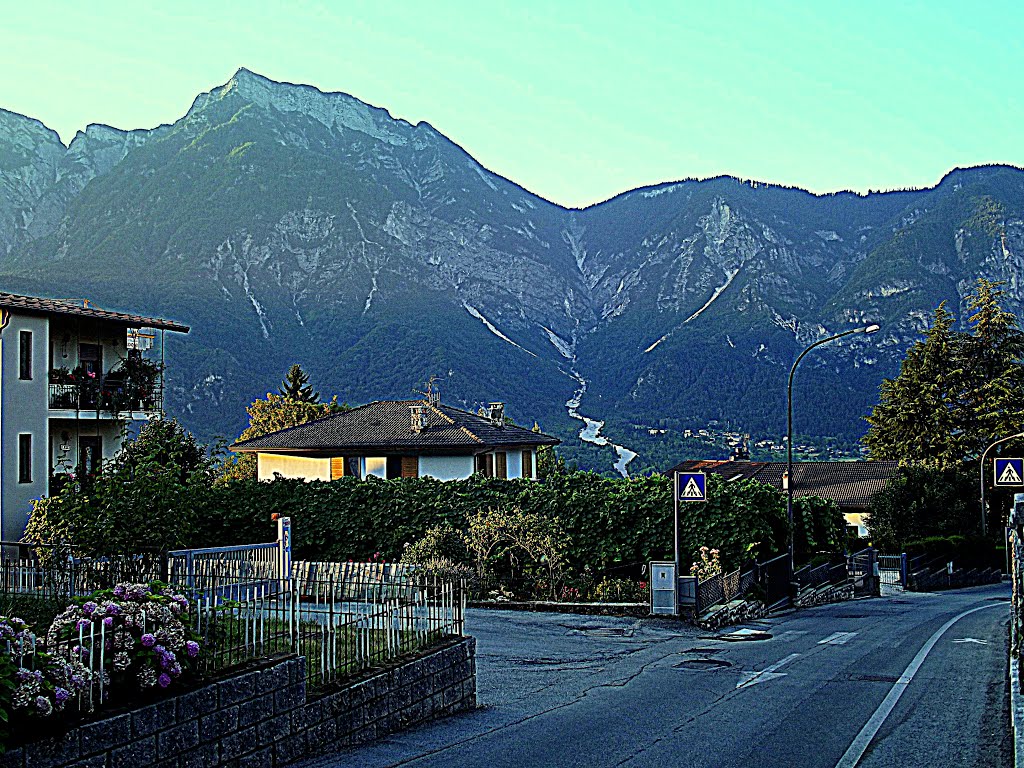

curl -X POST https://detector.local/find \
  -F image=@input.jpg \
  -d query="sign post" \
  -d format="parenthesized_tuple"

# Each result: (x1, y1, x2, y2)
(994, 458, 1024, 487)
(674, 471, 707, 612)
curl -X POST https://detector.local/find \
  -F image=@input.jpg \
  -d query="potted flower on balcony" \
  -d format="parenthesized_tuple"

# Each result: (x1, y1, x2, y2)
(108, 355, 164, 413)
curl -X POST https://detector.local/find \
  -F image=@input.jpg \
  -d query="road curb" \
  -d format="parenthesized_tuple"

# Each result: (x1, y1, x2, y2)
(1010, 653, 1024, 768)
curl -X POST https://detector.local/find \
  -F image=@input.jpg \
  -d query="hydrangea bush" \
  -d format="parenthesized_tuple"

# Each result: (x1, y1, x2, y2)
(47, 582, 200, 694)
(0, 615, 91, 729)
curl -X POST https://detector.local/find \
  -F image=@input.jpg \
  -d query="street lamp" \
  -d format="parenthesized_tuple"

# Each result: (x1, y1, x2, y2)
(979, 432, 1024, 537)
(787, 324, 880, 574)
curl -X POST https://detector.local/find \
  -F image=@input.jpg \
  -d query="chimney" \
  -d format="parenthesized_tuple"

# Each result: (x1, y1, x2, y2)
(428, 388, 440, 407)
(410, 405, 427, 433)
(488, 402, 505, 428)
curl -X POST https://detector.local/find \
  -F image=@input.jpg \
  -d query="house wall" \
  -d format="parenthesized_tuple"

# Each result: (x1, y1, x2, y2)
(419, 455, 475, 481)
(0, 313, 50, 541)
(258, 454, 332, 482)
(48, 419, 124, 474)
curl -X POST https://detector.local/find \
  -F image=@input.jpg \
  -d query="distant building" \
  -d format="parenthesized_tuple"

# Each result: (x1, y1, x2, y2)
(666, 458, 900, 537)
(231, 398, 559, 482)
(0, 292, 189, 540)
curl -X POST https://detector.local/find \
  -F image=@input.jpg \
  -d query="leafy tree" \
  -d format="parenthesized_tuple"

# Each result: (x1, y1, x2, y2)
(865, 465, 980, 551)
(217, 392, 346, 482)
(278, 363, 320, 403)
(25, 419, 212, 555)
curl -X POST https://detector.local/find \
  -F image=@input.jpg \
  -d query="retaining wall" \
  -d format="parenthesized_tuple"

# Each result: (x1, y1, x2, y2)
(0, 636, 476, 768)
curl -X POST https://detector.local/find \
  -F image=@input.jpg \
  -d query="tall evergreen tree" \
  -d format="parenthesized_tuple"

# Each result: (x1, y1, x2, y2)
(962, 279, 1024, 453)
(863, 302, 969, 468)
(864, 279, 1024, 467)
(278, 364, 319, 403)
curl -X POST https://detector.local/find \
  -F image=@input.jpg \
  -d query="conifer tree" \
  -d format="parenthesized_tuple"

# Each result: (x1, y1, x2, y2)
(278, 364, 319, 403)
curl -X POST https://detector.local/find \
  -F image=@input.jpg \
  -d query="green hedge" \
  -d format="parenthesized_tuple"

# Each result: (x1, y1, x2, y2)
(195, 471, 844, 573)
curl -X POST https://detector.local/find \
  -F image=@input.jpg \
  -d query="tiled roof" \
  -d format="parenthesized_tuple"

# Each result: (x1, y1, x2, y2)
(666, 459, 900, 509)
(231, 400, 561, 453)
(0, 292, 189, 333)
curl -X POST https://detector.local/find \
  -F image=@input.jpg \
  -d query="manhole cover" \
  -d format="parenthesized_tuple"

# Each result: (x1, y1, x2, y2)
(674, 658, 732, 670)
(719, 629, 773, 642)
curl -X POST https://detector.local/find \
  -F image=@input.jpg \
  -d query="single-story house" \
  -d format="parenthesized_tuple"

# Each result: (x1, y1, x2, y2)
(666, 459, 900, 537)
(230, 398, 559, 482)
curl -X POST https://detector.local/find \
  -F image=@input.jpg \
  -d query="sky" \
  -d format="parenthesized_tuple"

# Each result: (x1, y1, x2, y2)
(1, 0, 1021, 208)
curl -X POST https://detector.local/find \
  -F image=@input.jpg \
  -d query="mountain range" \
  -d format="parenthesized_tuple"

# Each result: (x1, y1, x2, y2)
(1, 68, 1022, 474)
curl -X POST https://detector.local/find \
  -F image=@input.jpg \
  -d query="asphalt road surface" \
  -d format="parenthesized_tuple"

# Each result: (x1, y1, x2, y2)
(297, 584, 1012, 768)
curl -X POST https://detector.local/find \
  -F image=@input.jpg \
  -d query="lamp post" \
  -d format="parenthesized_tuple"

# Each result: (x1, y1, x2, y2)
(787, 324, 880, 574)
(979, 432, 1024, 538)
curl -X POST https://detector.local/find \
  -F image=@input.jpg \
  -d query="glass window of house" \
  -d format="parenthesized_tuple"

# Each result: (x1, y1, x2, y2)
(19, 331, 32, 380)
(365, 457, 387, 478)
(18, 434, 32, 483)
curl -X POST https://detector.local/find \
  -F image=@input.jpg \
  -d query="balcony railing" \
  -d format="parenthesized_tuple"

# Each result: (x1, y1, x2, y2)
(48, 379, 163, 415)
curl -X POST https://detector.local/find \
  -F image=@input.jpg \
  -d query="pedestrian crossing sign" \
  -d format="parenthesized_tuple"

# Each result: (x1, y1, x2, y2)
(994, 458, 1024, 486)
(677, 472, 707, 502)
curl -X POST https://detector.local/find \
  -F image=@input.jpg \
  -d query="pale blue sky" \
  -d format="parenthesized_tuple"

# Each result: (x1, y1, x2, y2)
(1, 1, 1019, 207)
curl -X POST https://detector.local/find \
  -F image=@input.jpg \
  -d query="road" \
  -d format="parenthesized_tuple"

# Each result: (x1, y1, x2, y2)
(297, 584, 1012, 768)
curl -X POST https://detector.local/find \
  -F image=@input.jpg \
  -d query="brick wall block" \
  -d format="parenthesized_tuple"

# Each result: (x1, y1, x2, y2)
(109, 736, 155, 768)
(218, 725, 258, 762)
(131, 700, 176, 739)
(156, 720, 199, 759)
(255, 713, 291, 748)
(237, 695, 275, 729)
(177, 687, 218, 721)
(24, 730, 79, 768)
(274, 683, 305, 714)
(291, 701, 322, 732)
(272, 733, 306, 766)
(80, 713, 131, 756)
(218, 671, 262, 708)
(199, 706, 238, 743)
(65, 755, 107, 767)
(238, 746, 273, 768)
(179, 742, 218, 768)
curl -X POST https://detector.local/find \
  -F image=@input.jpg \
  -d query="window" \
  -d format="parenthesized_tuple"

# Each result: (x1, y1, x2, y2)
(474, 453, 494, 477)
(365, 457, 388, 478)
(345, 457, 361, 479)
(78, 343, 102, 376)
(522, 450, 533, 479)
(79, 436, 102, 476)
(19, 331, 32, 380)
(18, 434, 32, 483)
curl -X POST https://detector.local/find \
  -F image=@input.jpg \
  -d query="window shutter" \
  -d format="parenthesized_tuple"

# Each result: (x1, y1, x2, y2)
(522, 450, 533, 479)
(401, 456, 419, 478)
(496, 452, 507, 479)
(330, 457, 345, 480)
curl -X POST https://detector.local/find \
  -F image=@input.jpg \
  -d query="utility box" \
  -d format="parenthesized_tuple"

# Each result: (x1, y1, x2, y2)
(650, 561, 677, 615)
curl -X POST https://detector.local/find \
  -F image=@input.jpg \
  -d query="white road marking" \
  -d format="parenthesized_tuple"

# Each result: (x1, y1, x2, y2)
(736, 653, 801, 689)
(834, 602, 1003, 768)
(819, 632, 858, 645)
(952, 637, 989, 645)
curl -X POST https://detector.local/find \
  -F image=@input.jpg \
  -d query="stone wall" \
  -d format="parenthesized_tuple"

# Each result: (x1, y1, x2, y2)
(794, 583, 854, 608)
(0, 636, 476, 768)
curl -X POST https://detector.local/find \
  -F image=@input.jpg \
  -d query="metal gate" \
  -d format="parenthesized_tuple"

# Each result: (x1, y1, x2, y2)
(878, 553, 907, 591)
(848, 548, 879, 596)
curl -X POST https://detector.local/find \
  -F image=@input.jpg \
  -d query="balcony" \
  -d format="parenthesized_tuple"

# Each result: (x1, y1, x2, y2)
(48, 357, 164, 416)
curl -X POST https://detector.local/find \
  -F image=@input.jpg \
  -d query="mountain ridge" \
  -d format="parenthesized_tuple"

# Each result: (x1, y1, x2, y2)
(1, 70, 1022, 473)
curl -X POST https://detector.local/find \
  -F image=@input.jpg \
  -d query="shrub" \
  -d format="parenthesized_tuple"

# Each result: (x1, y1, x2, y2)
(690, 546, 723, 581)
(47, 582, 200, 695)
(593, 577, 648, 603)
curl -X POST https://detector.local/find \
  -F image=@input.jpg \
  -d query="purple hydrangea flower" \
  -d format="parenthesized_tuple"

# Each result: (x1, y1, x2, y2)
(81, 601, 98, 616)
(112, 585, 126, 598)
(158, 673, 172, 688)
(35, 695, 51, 713)
(54, 687, 71, 704)
(102, 616, 114, 628)
(169, 663, 182, 677)
(185, 641, 199, 658)
(105, 603, 121, 616)
(141, 633, 156, 648)
(75, 618, 91, 631)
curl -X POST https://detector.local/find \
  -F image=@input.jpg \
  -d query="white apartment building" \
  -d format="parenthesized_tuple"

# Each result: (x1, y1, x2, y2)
(0, 292, 189, 541)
